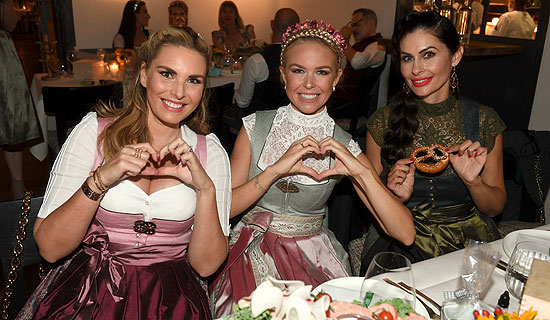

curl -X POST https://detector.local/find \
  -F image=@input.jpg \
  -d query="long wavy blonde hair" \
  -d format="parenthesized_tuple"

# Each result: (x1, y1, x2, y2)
(95, 27, 212, 160)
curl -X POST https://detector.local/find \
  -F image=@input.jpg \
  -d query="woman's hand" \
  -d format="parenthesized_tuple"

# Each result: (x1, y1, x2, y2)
(387, 158, 415, 202)
(153, 137, 214, 192)
(99, 143, 159, 187)
(317, 137, 366, 179)
(270, 135, 322, 179)
(448, 140, 487, 184)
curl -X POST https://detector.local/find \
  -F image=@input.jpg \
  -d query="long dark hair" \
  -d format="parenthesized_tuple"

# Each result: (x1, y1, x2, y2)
(381, 11, 460, 166)
(115, 0, 146, 49)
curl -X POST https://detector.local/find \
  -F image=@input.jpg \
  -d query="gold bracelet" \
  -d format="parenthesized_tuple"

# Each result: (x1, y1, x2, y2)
(95, 166, 108, 192)
(81, 179, 103, 201)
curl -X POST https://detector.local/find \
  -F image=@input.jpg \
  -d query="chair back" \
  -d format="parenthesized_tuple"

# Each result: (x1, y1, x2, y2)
(0, 193, 44, 318)
(42, 82, 123, 148)
(205, 82, 235, 152)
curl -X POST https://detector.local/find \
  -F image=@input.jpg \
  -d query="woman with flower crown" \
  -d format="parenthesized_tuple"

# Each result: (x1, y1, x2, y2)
(209, 20, 416, 317)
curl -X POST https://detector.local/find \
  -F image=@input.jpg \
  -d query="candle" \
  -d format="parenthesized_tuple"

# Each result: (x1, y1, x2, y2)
(109, 62, 119, 78)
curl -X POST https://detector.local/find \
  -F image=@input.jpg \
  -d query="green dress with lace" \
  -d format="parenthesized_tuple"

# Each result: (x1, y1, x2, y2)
(365, 95, 506, 262)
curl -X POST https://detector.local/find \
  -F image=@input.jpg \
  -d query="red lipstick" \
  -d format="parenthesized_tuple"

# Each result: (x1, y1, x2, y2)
(411, 76, 433, 87)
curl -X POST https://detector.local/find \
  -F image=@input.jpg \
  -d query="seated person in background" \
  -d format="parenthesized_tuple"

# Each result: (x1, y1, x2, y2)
(363, 11, 506, 272)
(113, 0, 151, 49)
(490, 0, 535, 39)
(168, 0, 188, 28)
(234, 8, 299, 113)
(19, 27, 230, 319)
(212, 1, 256, 51)
(331, 8, 385, 105)
(209, 19, 414, 317)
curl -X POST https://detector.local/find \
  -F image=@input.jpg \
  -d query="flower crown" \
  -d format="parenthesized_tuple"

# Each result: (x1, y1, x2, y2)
(280, 20, 346, 65)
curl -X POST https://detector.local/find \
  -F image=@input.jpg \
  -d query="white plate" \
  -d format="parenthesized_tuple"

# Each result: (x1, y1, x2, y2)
(502, 229, 550, 258)
(313, 277, 430, 319)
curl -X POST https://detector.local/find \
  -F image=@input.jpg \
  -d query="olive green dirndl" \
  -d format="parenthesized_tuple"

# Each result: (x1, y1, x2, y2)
(0, 29, 41, 149)
(360, 97, 504, 273)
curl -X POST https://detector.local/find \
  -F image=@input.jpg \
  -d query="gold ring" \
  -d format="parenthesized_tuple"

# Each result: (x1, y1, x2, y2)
(134, 148, 143, 159)
(185, 147, 193, 154)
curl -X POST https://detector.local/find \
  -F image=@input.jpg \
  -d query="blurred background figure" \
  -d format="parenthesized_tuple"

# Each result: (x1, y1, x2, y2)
(168, 0, 188, 28)
(0, 0, 43, 199)
(490, 0, 535, 39)
(234, 7, 299, 113)
(212, 0, 255, 51)
(113, 0, 151, 49)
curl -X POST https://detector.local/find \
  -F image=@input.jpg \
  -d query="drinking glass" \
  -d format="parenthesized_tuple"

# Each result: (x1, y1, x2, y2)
(360, 252, 416, 309)
(505, 240, 550, 299)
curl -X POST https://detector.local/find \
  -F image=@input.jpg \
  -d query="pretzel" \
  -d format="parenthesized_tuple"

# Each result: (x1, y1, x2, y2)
(411, 144, 449, 173)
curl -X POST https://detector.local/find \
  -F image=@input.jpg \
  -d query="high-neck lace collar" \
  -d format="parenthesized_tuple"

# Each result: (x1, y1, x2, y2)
(286, 104, 330, 128)
(416, 95, 457, 117)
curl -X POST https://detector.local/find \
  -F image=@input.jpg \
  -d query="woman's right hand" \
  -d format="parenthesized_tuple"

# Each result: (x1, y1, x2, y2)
(99, 143, 159, 187)
(387, 158, 415, 202)
(271, 135, 322, 179)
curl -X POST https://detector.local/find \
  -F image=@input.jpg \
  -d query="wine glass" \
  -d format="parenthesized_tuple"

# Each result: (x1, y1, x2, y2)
(505, 240, 550, 299)
(66, 47, 78, 74)
(360, 252, 416, 309)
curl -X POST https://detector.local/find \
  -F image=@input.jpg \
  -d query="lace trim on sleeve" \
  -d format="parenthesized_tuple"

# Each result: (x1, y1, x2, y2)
(242, 113, 256, 141)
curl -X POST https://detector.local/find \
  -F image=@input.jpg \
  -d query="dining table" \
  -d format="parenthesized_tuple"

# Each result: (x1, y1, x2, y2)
(401, 224, 550, 317)
(29, 72, 121, 161)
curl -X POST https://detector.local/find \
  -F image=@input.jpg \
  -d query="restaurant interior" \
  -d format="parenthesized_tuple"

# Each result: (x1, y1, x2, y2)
(1, 0, 550, 318)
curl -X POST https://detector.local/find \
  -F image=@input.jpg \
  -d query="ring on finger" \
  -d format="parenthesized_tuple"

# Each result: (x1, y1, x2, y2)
(185, 146, 193, 154)
(134, 148, 143, 159)
(300, 141, 304, 148)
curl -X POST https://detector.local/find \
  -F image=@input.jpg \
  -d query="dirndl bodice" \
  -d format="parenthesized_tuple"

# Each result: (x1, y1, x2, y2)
(21, 207, 211, 320)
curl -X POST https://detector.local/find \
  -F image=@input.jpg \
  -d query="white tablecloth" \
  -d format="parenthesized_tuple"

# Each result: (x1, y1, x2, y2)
(411, 224, 550, 316)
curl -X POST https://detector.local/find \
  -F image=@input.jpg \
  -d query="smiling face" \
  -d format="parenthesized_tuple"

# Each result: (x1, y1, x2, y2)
(169, 7, 188, 27)
(140, 45, 207, 130)
(135, 4, 151, 27)
(399, 29, 463, 104)
(280, 40, 342, 115)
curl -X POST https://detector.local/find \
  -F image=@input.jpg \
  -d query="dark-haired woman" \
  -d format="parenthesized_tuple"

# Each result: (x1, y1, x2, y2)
(113, 0, 151, 49)
(363, 11, 506, 269)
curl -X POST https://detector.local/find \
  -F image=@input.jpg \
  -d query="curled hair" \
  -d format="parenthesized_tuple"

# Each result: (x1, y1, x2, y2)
(115, 0, 147, 49)
(96, 27, 212, 161)
(381, 11, 460, 166)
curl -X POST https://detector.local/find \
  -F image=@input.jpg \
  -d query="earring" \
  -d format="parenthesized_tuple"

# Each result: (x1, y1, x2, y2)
(332, 86, 335, 92)
(284, 84, 286, 90)
(402, 82, 410, 96)
(450, 66, 458, 94)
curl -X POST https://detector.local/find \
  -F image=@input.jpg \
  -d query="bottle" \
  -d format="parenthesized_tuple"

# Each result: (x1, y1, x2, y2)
(440, 0, 455, 23)
(422, 0, 439, 12)
(455, 0, 473, 46)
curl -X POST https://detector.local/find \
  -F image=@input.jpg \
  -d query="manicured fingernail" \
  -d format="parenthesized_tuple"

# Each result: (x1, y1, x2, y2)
(458, 152, 462, 156)
(445, 148, 450, 152)
(474, 152, 478, 157)
(410, 158, 415, 162)
(157, 155, 160, 162)
(468, 153, 471, 158)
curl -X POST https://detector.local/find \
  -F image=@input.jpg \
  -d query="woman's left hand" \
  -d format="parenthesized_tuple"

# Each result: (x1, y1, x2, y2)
(145, 137, 213, 192)
(448, 140, 487, 184)
(317, 137, 365, 180)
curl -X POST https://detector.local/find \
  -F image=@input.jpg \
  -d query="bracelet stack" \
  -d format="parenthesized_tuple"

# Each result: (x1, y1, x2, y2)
(81, 166, 109, 201)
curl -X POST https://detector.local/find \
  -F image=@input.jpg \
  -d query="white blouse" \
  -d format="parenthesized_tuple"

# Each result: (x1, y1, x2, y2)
(243, 104, 362, 185)
(38, 112, 231, 236)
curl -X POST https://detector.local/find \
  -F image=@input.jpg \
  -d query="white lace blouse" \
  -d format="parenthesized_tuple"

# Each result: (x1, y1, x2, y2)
(38, 112, 231, 236)
(243, 104, 362, 185)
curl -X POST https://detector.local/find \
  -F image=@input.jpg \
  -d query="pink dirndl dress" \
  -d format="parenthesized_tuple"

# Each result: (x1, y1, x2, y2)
(18, 118, 212, 320)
